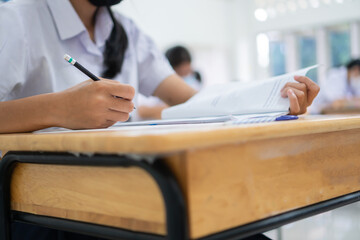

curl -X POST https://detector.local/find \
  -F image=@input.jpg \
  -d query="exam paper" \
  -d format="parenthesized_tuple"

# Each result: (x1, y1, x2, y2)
(112, 115, 232, 127)
(35, 112, 285, 134)
(162, 65, 317, 119)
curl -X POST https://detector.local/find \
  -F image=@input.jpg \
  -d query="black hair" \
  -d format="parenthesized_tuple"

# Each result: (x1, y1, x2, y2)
(101, 6, 128, 79)
(165, 46, 192, 68)
(346, 59, 360, 71)
(193, 71, 202, 83)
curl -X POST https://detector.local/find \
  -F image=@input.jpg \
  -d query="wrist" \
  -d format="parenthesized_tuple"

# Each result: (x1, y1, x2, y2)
(42, 92, 63, 128)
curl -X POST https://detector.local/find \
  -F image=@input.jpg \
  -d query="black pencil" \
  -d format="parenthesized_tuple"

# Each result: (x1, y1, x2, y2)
(64, 54, 100, 81)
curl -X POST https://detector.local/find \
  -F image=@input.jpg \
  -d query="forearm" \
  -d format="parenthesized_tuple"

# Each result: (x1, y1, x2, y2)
(154, 74, 197, 106)
(0, 79, 137, 133)
(137, 105, 168, 120)
(0, 93, 60, 133)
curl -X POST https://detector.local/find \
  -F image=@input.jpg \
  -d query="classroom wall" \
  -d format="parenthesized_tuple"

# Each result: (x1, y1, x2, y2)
(114, 0, 231, 47)
(113, 0, 360, 85)
(113, 0, 233, 86)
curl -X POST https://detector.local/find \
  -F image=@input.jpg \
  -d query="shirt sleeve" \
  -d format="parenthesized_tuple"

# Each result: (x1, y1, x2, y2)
(0, 5, 28, 101)
(121, 17, 175, 97)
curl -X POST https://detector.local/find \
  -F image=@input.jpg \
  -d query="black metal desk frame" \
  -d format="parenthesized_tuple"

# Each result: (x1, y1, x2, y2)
(1, 152, 360, 240)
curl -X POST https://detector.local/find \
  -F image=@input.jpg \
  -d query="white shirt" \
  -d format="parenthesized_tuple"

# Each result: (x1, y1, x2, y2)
(0, 0, 174, 105)
(310, 67, 355, 113)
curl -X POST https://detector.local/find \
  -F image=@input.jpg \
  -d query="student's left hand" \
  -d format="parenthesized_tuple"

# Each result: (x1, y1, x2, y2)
(281, 76, 320, 115)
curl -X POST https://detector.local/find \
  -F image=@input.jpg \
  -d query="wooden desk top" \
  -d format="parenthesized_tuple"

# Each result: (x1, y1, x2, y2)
(1, 115, 360, 154)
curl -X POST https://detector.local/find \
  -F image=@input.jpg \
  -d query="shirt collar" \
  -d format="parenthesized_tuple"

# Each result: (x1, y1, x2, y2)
(47, 0, 86, 40)
(94, 7, 114, 48)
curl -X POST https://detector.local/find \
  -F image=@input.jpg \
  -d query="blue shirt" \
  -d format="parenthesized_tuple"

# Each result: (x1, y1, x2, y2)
(0, 0, 174, 104)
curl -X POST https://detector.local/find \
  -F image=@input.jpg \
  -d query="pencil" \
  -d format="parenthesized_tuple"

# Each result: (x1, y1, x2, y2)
(64, 54, 100, 81)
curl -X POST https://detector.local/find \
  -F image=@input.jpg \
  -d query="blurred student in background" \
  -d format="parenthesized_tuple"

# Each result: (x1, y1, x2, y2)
(165, 46, 202, 90)
(310, 59, 360, 113)
(137, 46, 202, 120)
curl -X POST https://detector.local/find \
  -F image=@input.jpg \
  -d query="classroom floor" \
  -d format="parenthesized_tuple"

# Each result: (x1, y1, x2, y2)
(264, 202, 360, 240)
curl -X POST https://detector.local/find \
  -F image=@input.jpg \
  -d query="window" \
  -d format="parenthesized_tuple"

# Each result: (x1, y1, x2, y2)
(329, 25, 351, 67)
(256, 32, 286, 78)
(269, 41, 286, 76)
(298, 34, 318, 82)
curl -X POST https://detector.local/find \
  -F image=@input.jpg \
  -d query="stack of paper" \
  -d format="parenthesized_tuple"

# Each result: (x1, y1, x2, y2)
(162, 65, 317, 120)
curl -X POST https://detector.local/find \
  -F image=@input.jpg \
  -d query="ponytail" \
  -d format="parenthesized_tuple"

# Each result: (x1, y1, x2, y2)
(101, 6, 128, 79)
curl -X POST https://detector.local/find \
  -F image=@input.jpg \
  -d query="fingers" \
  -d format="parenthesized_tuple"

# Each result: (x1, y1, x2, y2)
(98, 96, 133, 125)
(104, 120, 117, 128)
(96, 120, 117, 129)
(281, 82, 307, 98)
(95, 79, 135, 100)
(287, 89, 301, 115)
(90, 111, 128, 129)
(108, 96, 135, 113)
(91, 80, 134, 125)
(105, 109, 130, 123)
(294, 76, 320, 105)
(281, 75, 320, 115)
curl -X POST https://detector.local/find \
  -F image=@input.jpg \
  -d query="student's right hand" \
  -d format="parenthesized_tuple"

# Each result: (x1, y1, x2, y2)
(52, 79, 135, 129)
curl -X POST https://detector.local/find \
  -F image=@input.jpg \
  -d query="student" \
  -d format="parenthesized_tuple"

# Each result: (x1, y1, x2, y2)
(137, 45, 202, 120)
(310, 59, 360, 113)
(0, 0, 198, 133)
(165, 45, 202, 91)
(0, 0, 318, 133)
(0, 0, 319, 239)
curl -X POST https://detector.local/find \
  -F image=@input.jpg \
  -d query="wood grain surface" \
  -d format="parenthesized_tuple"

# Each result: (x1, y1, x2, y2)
(165, 128, 360, 238)
(11, 164, 166, 235)
(0, 116, 360, 155)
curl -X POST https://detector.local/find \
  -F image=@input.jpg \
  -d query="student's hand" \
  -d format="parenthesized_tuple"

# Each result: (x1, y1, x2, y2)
(331, 98, 360, 109)
(280, 76, 320, 115)
(331, 99, 349, 109)
(53, 79, 135, 129)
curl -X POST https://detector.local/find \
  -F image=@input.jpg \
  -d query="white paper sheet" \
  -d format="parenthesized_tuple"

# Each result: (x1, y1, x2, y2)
(162, 65, 317, 119)
(112, 115, 232, 127)
(35, 112, 287, 134)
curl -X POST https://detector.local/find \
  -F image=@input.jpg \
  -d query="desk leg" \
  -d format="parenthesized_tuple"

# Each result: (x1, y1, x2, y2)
(0, 152, 14, 240)
(0, 152, 189, 240)
(242, 234, 272, 240)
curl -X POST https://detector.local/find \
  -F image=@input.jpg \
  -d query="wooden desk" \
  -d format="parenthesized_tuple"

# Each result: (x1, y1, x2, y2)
(1, 115, 360, 240)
